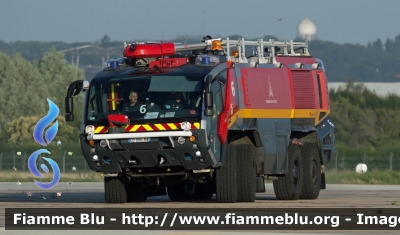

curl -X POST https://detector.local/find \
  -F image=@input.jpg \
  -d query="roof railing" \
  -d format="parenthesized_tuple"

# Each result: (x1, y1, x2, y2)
(124, 36, 310, 65)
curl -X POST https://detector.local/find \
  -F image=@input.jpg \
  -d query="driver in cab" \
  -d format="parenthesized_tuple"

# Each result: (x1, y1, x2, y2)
(122, 91, 141, 112)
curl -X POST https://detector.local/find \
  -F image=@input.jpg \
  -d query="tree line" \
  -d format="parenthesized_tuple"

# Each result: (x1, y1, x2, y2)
(329, 81, 400, 157)
(0, 47, 84, 157)
(2, 34, 400, 82)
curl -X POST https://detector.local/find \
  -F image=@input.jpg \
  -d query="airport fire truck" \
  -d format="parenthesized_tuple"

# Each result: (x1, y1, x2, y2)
(65, 35, 336, 203)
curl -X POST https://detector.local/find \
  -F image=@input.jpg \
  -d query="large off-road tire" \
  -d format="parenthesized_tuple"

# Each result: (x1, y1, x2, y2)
(273, 144, 304, 200)
(300, 143, 321, 199)
(125, 183, 147, 202)
(192, 183, 214, 200)
(236, 144, 256, 202)
(216, 144, 237, 203)
(104, 176, 127, 203)
(167, 184, 195, 201)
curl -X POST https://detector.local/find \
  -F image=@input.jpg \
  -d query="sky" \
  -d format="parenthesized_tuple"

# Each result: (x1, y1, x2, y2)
(0, 0, 399, 45)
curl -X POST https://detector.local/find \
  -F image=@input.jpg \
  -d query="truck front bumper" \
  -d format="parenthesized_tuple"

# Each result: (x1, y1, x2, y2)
(80, 129, 218, 174)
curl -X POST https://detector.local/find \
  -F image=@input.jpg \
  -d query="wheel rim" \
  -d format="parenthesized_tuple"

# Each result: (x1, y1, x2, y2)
(310, 158, 318, 187)
(293, 158, 300, 187)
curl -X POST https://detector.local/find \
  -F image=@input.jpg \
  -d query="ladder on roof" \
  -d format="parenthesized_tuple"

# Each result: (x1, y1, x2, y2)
(173, 37, 310, 65)
(125, 37, 310, 65)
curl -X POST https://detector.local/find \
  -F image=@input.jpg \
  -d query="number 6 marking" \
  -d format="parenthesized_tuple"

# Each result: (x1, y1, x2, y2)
(140, 105, 146, 113)
(231, 81, 235, 96)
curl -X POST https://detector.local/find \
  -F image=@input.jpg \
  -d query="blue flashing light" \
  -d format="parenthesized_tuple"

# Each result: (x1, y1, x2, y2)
(202, 56, 210, 64)
(102, 58, 126, 71)
(195, 54, 220, 66)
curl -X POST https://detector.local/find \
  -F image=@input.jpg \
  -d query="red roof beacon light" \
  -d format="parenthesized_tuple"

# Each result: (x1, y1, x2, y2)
(124, 42, 176, 58)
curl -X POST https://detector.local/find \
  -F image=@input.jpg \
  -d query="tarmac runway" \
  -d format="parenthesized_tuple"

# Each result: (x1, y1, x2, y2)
(0, 183, 399, 235)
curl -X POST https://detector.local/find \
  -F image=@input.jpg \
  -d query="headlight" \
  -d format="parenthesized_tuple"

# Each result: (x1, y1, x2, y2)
(100, 140, 107, 148)
(92, 155, 99, 161)
(180, 121, 191, 130)
(177, 137, 186, 145)
(85, 125, 95, 135)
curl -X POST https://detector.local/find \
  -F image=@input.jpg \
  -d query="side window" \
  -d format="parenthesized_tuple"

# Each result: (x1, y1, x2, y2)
(87, 86, 99, 119)
(211, 84, 222, 117)
(209, 77, 222, 154)
(216, 69, 228, 104)
(211, 69, 227, 116)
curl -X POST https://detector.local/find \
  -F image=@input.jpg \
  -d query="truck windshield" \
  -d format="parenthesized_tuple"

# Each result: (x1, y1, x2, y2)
(86, 74, 204, 124)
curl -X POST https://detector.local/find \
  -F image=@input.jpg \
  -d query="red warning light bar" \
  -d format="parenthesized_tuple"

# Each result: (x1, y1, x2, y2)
(124, 42, 176, 58)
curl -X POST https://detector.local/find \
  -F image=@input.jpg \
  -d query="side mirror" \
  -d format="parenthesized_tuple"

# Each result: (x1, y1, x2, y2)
(65, 97, 73, 113)
(65, 113, 74, 121)
(204, 74, 213, 92)
(65, 97, 74, 121)
(204, 91, 213, 108)
(203, 91, 214, 116)
(204, 108, 214, 116)
(67, 80, 84, 97)
(65, 80, 84, 122)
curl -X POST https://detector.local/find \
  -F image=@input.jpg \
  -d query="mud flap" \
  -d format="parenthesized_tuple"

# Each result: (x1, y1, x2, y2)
(321, 173, 326, 189)
(317, 118, 336, 165)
